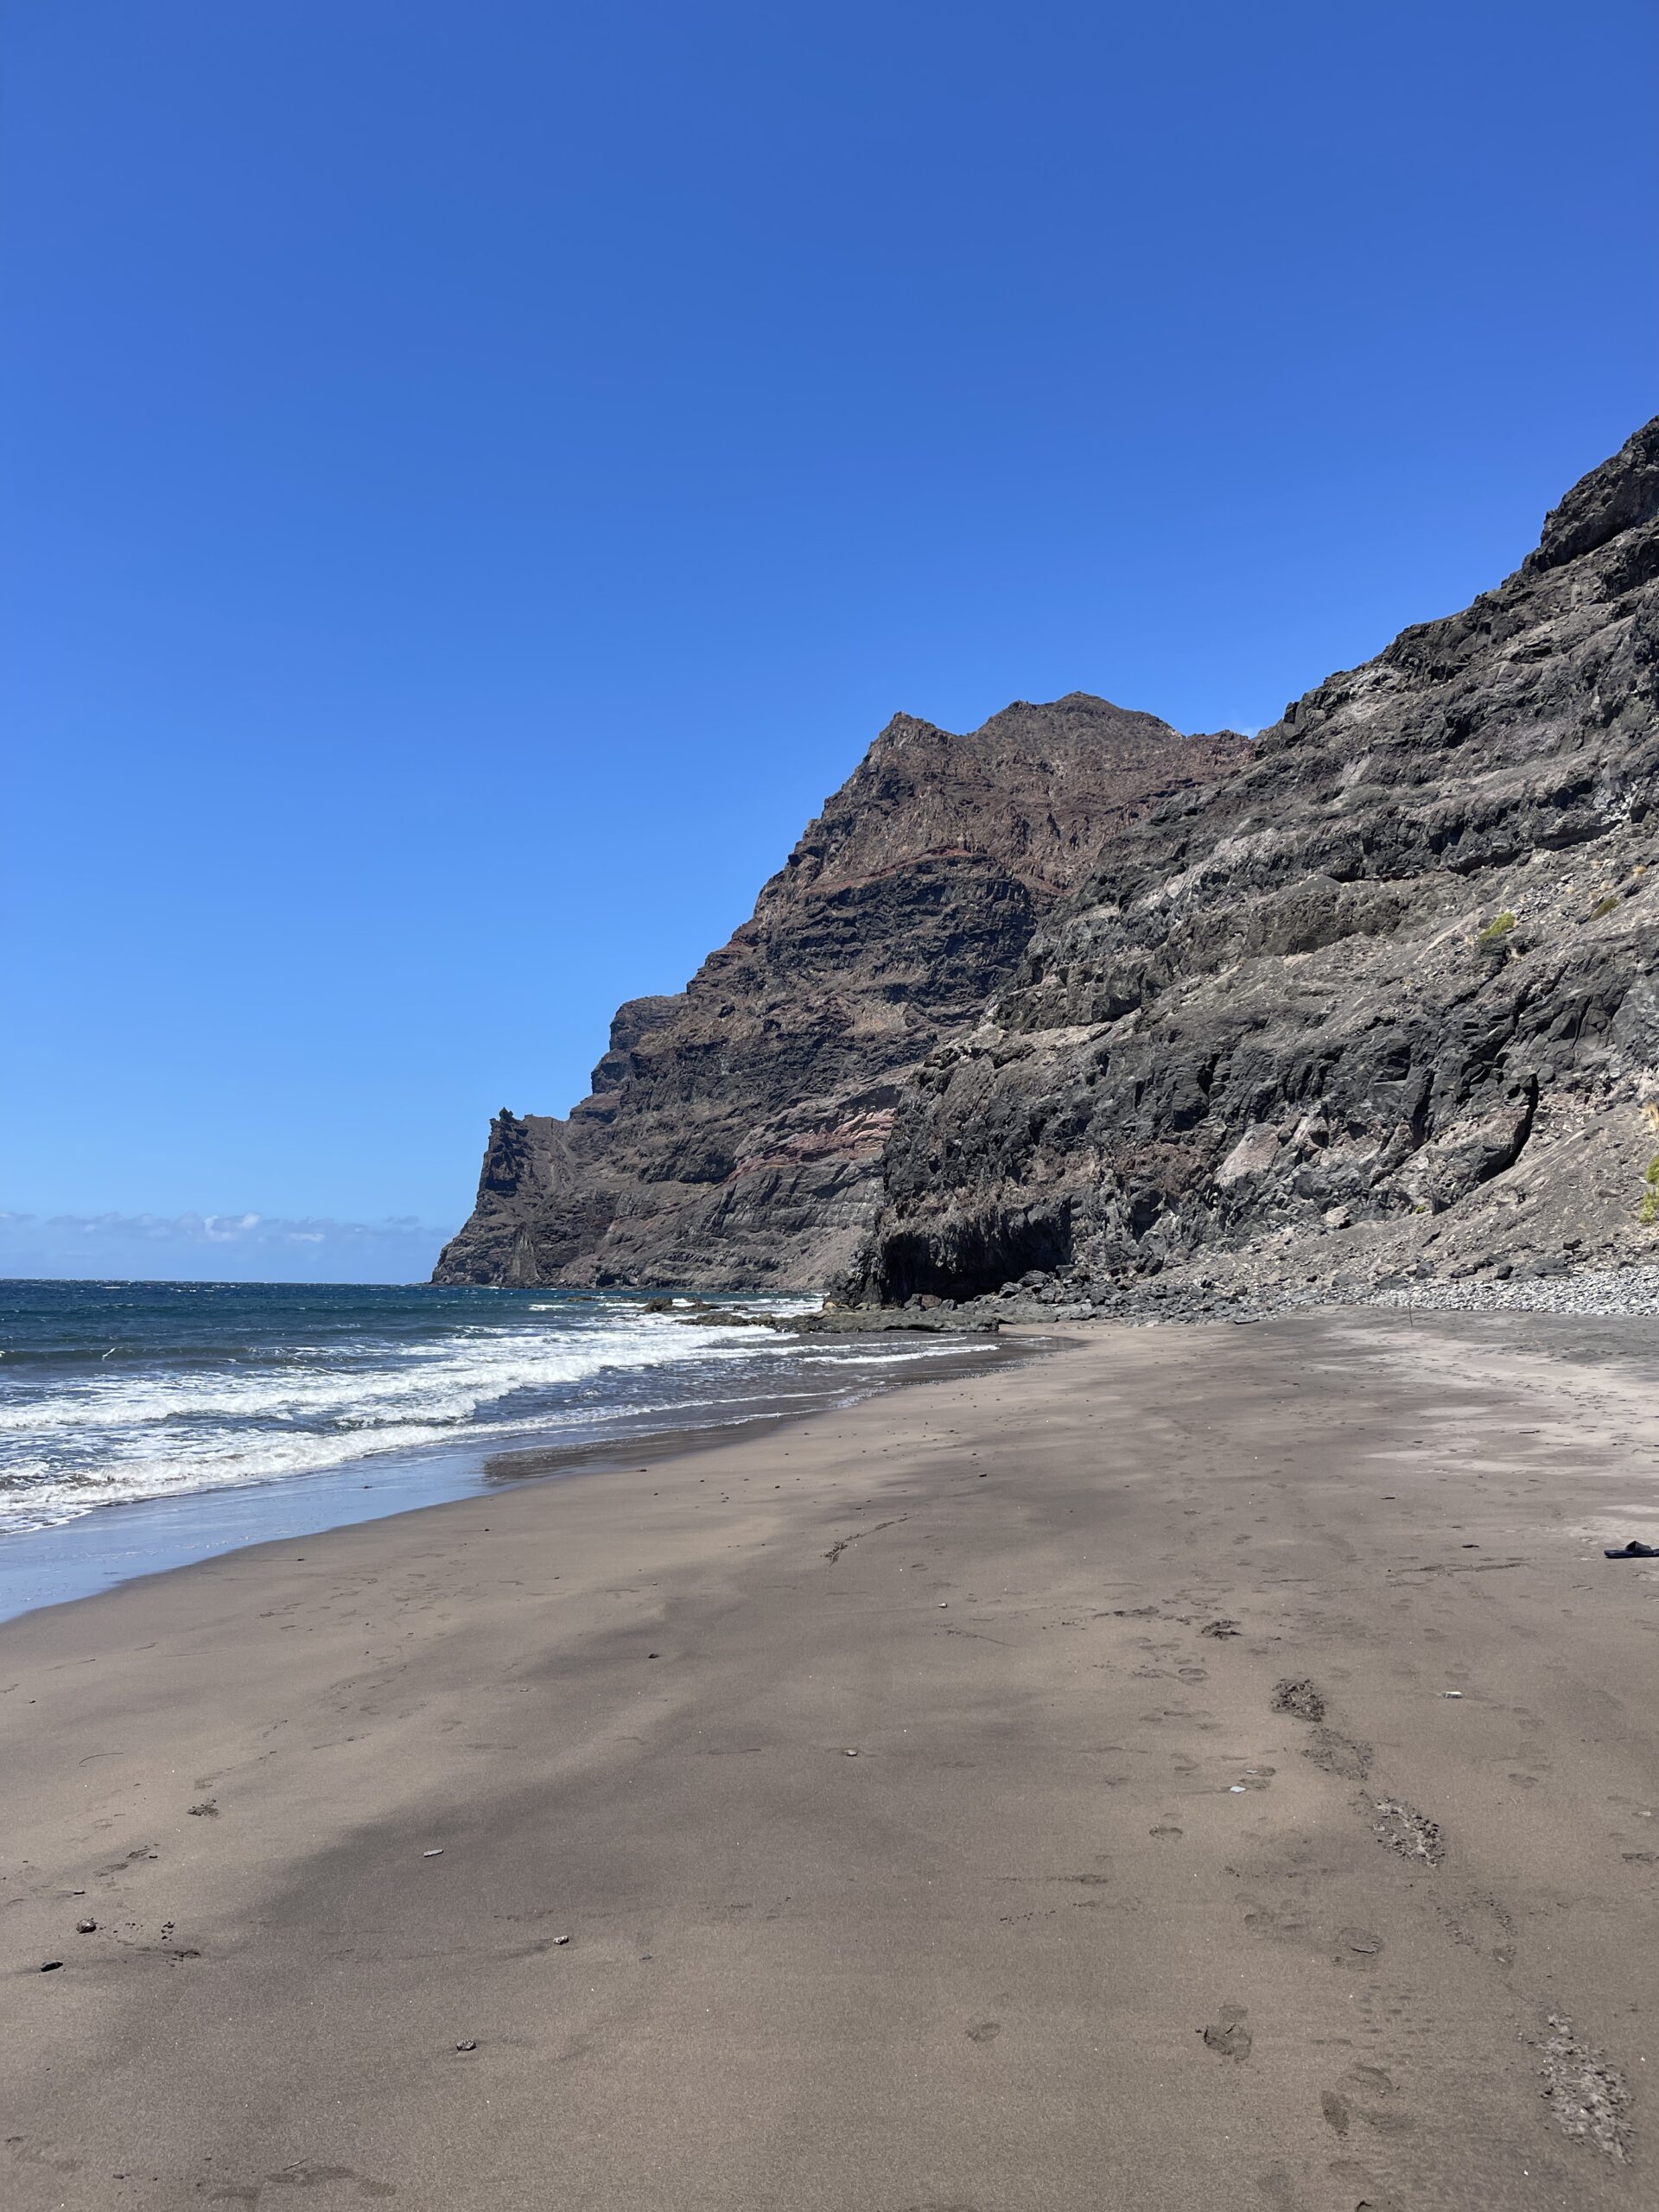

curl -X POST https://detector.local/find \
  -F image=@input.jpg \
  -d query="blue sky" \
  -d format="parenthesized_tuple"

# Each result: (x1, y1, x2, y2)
(3, 1, 1656, 1275)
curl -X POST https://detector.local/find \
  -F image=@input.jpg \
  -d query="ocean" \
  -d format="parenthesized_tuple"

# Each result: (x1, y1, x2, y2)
(0, 1280, 1007, 1618)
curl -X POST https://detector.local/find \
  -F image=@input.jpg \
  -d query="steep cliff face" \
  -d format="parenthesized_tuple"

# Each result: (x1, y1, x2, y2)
(433, 698, 1248, 1288)
(857, 418, 1659, 1303)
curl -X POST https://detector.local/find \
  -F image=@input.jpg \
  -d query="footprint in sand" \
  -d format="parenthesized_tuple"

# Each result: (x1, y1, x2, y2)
(1326, 2162, 1402, 2212)
(1243, 1900, 1311, 1944)
(1306, 1728, 1372, 1781)
(1335, 1926, 1384, 1964)
(1329, 2063, 1414, 2140)
(1200, 2003, 1252, 2060)
(1436, 1888, 1515, 1964)
(965, 2019, 1001, 2044)
(258, 2164, 396, 2199)
(1370, 1799, 1445, 1866)
(1252, 2167, 1300, 2210)
(1270, 1678, 1326, 1722)
(1538, 2012, 1633, 2160)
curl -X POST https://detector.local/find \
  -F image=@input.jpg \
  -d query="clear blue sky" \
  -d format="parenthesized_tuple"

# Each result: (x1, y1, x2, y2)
(3, 1, 1655, 1269)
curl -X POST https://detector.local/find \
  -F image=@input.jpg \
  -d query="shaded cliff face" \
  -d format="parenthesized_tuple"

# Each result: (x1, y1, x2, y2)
(858, 419, 1659, 1303)
(433, 698, 1248, 1288)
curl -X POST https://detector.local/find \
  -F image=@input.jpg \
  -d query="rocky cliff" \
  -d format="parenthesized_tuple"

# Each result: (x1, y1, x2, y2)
(433, 698, 1248, 1288)
(855, 416, 1659, 1306)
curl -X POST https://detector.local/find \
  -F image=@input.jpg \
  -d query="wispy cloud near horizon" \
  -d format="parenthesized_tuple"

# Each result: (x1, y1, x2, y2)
(0, 1209, 454, 1284)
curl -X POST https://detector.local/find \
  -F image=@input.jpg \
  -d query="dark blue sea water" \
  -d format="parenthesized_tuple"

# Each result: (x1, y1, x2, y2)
(0, 1281, 1005, 1618)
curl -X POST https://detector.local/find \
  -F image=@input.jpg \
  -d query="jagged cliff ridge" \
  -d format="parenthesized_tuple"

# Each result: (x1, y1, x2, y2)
(856, 418, 1659, 1306)
(433, 699, 1248, 1288)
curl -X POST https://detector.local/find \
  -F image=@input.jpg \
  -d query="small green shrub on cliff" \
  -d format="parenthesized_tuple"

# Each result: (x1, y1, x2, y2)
(1591, 893, 1622, 919)
(1478, 910, 1517, 948)
(1639, 1154, 1659, 1228)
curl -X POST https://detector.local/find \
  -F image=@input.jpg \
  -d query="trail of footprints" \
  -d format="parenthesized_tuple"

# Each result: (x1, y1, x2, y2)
(1192, 1633, 1637, 2179)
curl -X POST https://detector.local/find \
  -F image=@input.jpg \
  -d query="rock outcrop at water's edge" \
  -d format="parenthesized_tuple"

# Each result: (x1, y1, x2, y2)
(433, 699, 1249, 1288)
(851, 416, 1659, 1308)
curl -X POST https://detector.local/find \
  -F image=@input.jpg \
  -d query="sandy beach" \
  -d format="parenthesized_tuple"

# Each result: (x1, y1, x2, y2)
(4, 1312, 1658, 2210)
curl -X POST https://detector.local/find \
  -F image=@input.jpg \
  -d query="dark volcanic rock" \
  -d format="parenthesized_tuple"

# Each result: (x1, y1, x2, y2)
(854, 419, 1659, 1305)
(434, 698, 1246, 1288)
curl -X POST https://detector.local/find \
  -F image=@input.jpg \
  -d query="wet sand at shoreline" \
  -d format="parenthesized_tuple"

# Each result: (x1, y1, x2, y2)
(3, 1313, 1657, 2210)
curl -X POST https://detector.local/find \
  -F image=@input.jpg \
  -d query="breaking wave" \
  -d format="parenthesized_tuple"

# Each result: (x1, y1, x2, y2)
(0, 1280, 988, 1533)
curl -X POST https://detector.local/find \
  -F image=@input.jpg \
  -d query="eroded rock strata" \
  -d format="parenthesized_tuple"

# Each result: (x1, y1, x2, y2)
(438, 418, 1659, 1304)
(433, 698, 1247, 1288)
(855, 416, 1659, 1307)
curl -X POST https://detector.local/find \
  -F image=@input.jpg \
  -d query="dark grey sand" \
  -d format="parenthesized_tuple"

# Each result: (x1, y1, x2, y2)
(3, 1313, 1657, 2209)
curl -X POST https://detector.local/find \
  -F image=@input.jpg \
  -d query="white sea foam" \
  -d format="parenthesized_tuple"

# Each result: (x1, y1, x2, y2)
(0, 1314, 789, 1434)
(0, 1300, 989, 1535)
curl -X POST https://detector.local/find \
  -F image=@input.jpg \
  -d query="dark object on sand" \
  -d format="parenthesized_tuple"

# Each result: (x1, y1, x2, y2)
(1270, 1676, 1326, 1722)
(454, 2039, 477, 2053)
(41, 1961, 63, 1972)
(76, 1918, 97, 1934)
(1604, 1541, 1659, 1558)
(188, 1798, 219, 1816)
(1201, 1618, 1241, 1639)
